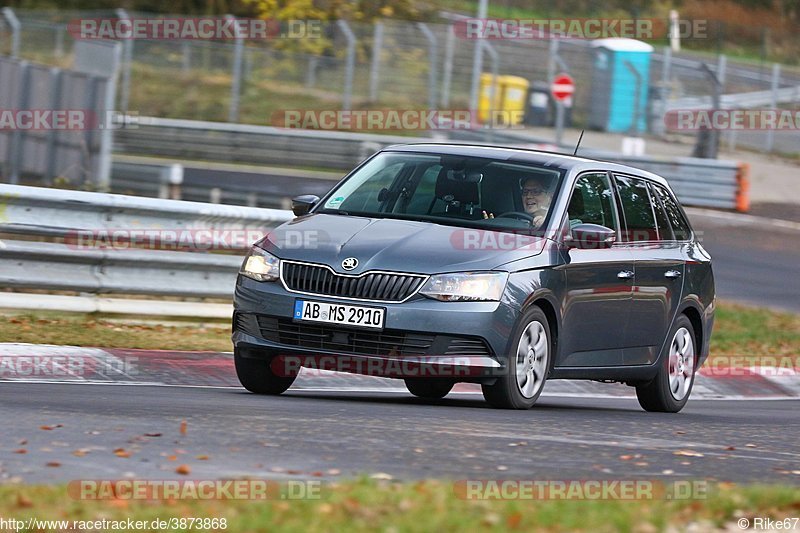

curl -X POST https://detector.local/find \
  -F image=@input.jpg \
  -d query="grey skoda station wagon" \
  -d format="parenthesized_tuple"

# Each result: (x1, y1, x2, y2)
(233, 144, 715, 412)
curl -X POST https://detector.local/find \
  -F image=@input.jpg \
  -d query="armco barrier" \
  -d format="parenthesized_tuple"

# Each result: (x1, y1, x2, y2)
(114, 116, 750, 211)
(0, 184, 292, 310)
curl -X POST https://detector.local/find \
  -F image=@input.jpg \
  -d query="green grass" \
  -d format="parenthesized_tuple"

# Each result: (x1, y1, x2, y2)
(0, 302, 797, 366)
(1, 479, 798, 532)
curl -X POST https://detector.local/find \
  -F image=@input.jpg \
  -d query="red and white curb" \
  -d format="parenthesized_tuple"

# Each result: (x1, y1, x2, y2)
(0, 343, 798, 400)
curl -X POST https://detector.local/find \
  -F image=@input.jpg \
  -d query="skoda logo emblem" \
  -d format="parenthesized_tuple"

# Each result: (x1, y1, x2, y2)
(341, 257, 358, 271)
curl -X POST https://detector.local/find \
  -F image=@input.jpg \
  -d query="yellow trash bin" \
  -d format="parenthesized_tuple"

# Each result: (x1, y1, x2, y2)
(478, 74, 529, 126)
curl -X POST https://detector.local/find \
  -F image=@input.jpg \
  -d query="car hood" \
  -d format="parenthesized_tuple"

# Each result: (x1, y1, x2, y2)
(256, 214, 547, 275)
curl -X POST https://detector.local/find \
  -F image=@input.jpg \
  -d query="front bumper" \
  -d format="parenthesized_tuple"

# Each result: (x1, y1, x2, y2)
(232, 276, 518, 378)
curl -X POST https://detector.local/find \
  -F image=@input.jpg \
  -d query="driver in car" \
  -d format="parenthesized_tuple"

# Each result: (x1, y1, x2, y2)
(482, 176, 552, 227)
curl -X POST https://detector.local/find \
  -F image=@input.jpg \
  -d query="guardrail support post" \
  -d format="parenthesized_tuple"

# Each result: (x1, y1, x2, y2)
(227, 14, 244, 123)
(7, 61, 30, 184)
(1, 7, 20, 59)
(417, 23, 438, 111)
(337, 20, 356, 111)
(45, 67, 64, 185)
(115, 9, 133, 112)
(368, 22, 383, 103)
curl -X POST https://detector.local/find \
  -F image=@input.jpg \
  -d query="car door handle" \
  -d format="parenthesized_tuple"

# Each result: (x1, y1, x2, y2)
(617, 270, 634, 280)
(664, 270, 682, 279)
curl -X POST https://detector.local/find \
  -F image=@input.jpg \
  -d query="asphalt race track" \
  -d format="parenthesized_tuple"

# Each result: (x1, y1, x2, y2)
(2, 382, 799, 485)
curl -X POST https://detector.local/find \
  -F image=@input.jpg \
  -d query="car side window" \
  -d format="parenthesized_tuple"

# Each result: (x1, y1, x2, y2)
(651, 184, 692, 240)
(614, 175, 659, 242)
(567, 173, 619, 233)
(647, 183, 674, 241)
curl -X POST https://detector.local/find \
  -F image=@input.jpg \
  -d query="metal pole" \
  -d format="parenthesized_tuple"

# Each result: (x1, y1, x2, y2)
(368, 22, 383, 103)
(468, 0, 488, 115)
(716, 54, 727, 89)
(115, 9, 133, 112)
(227, 14, 244, 123)
(45, 67, 64, 185)
(337, 20, 356, 111)
(765, 63, 781, 153)
(8, 61, 30, 184)
(417, 23, 438, 111)
(484, 42, 499, 140)
(441, 24, 455, 108)
(181, 42, 191, 74)
(96, 42, 121, 192)
(692, 63, 721, 159)
(1, 7, 20, 59)
(55, 24, 65, 58)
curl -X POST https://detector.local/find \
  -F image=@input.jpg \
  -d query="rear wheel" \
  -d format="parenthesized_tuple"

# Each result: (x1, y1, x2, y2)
(636, 315, 697, 413)
(482, 307, 551, 409)
(234, 347, 296, 395)
(404, 378, 454, 399)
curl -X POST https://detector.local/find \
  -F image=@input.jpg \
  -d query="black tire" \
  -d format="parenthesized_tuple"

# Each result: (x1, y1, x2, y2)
(234, 347, 296, 395)
(404, 378, 454, 399)
(482, 306, 551, 409)
(636, 315, 697, 413)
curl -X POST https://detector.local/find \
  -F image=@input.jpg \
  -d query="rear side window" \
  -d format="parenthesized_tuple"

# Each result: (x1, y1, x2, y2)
(648, 183, 674, 241)
(567, 173, 619, 233)
(614, 175, 658, 242)
(651, 184, 692, 240)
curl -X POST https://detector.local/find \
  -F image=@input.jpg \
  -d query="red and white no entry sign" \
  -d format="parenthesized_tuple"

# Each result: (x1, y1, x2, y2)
(551, 73, 574, 102)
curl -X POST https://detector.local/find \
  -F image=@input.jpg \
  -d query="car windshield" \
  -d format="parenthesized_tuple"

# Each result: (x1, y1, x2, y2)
(317, 151, 565, 233)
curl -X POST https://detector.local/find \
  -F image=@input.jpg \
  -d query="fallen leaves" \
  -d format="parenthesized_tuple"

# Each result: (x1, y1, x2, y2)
(113, 448, 131, 458)
(175, 464, 191, 475)
(45, 461, 61, 468)
(12, 449, 27, 454)
(179, 420, 188, 436)
(39, 424, 63, 431)
(674, 450, 705, 458)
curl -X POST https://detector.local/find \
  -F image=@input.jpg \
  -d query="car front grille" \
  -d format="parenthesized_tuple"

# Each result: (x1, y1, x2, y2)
(281, 261, 426, 302)
(234, 313, 492, 359)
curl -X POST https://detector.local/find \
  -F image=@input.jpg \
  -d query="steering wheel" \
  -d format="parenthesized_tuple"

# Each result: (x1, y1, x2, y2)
(495, 212, 535, 223)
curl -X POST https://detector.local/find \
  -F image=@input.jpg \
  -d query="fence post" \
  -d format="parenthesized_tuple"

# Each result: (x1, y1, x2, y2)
(468, 0, 488, 115)
(337, 20, 356, 111)
(55, 24, 66, 58)
(7, 61, 30, 184)
(181, 42, 191, 74)
(1, 7, 20, 59)
(45, 67, 64, 185)
(765, 63, 781, 153)
(115, 9, 133, 112)
(417, 23, 438, 111)
(483, 42, 499, 141)
(440, 24, 455, 108)
(368, 21, 383, 103)
(624, 60, 643, 135)
(227, 14, 244, 123)
(716, 54, 727, 89)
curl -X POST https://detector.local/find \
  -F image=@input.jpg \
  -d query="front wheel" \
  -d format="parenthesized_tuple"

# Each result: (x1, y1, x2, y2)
(234, 347, 296, 395)
(636, 315, 697, 413)
(482, 307, 551, 409)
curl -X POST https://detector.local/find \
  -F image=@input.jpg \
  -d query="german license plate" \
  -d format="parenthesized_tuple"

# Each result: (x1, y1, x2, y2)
(293, 300, 385, 329)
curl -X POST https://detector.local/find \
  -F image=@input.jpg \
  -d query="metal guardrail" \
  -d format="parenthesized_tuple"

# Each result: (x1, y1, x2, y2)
(114, 117, 750, 211)
(0, 183, 293, 301)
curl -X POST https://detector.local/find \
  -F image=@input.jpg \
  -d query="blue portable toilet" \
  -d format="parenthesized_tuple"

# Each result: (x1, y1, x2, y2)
(589, 38, 653, 134)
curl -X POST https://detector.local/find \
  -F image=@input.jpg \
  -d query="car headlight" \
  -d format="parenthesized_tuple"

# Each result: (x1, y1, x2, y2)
(419, 272, 508, 302)
(239, 246, 280, 282)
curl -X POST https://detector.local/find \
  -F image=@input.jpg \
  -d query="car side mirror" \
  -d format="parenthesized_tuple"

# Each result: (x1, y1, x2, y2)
(564, 223, 616, 249)
(291, 195, 320, 216)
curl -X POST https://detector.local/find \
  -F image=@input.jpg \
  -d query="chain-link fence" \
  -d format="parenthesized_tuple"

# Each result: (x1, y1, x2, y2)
(3, 8, 800, 154)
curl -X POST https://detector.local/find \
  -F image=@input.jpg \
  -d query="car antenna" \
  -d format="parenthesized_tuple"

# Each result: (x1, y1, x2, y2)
(573, 129, 585, 156)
